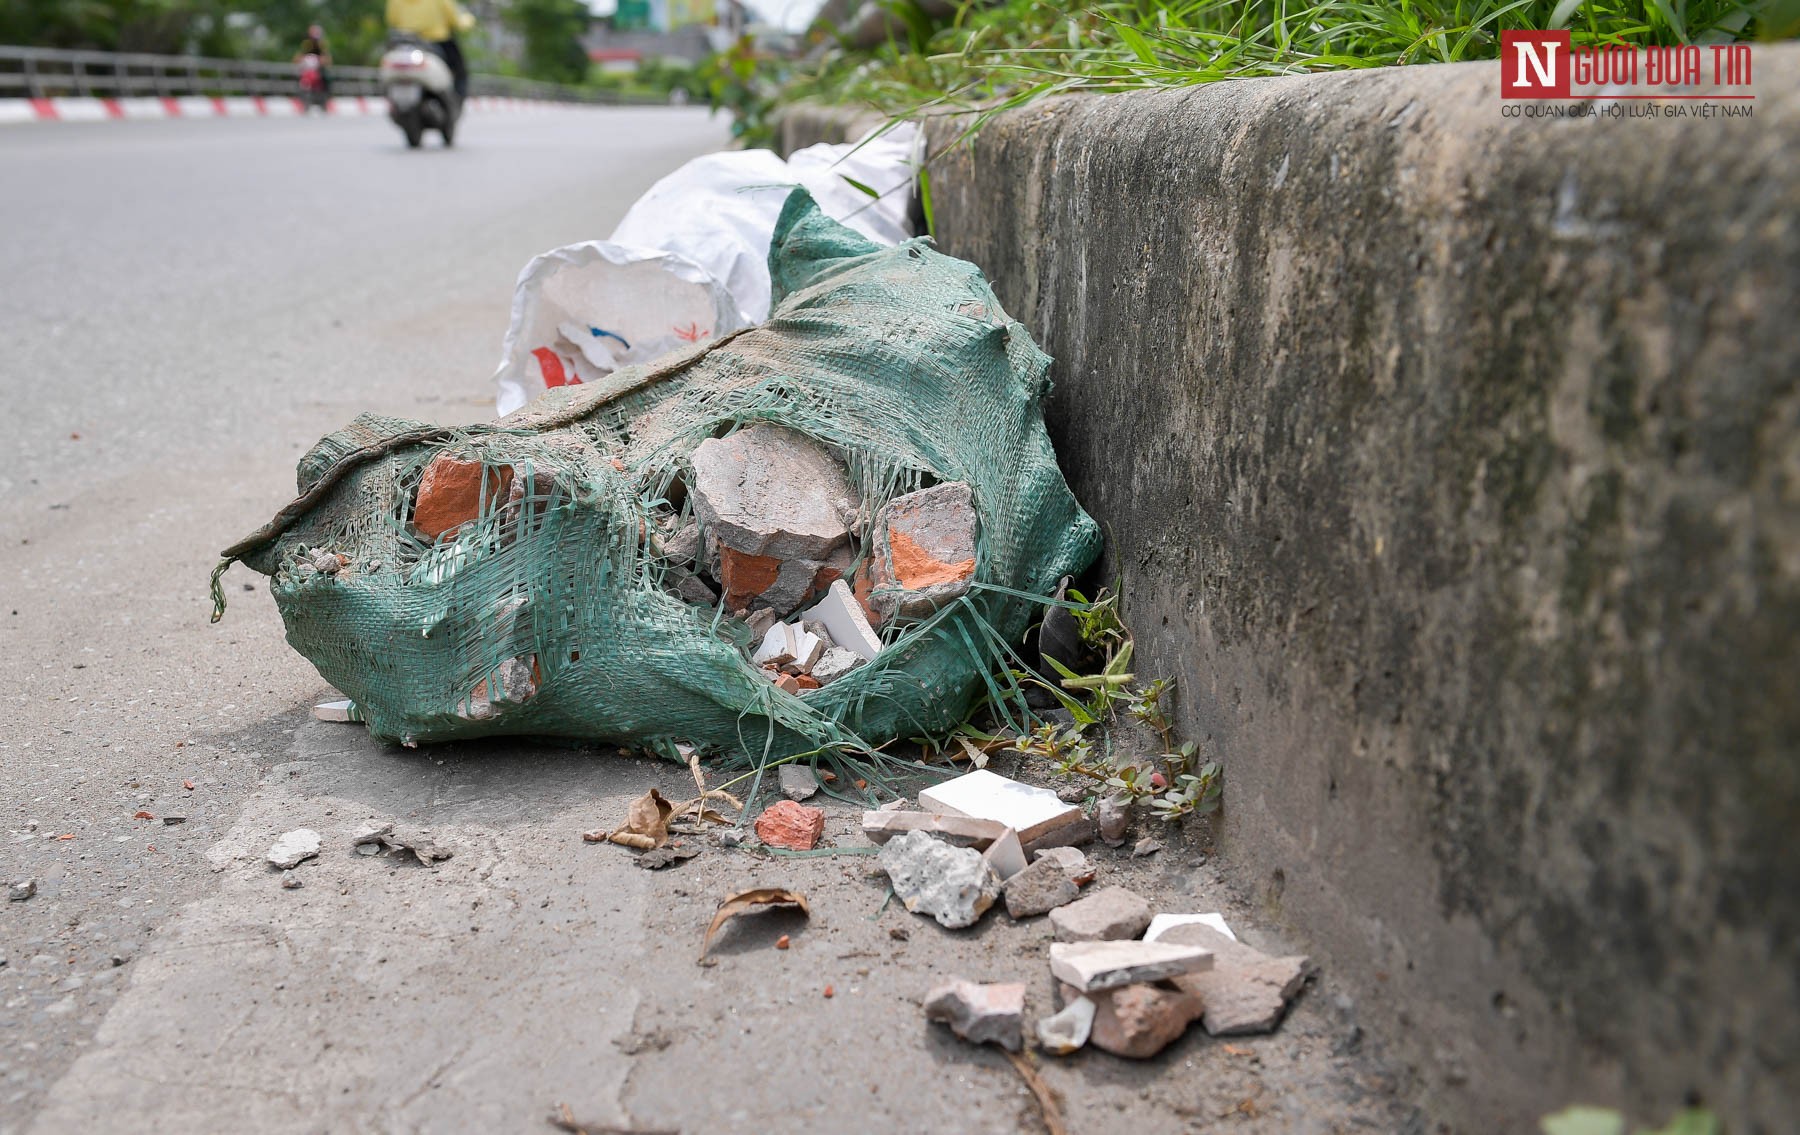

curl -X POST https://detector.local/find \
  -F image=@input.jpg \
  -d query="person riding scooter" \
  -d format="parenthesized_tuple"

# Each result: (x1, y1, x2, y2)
(385, 0, 474, 101)
(294, 24, 333, 103)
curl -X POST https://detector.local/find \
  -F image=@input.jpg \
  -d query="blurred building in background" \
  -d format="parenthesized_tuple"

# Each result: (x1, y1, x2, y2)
(584, 0, 746, 71)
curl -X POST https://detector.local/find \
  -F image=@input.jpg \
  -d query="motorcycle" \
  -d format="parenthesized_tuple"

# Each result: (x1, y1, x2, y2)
(297, 53, 328, 112)
(378, 36, 458, 149)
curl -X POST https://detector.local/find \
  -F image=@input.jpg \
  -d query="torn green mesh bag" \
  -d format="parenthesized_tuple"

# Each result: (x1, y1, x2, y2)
(215, 188, 1101, 770)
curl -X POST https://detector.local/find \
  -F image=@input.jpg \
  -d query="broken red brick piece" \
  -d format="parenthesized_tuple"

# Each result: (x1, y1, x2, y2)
(413, 453, 513, 541)
(1064, 981, 1206, 1059)
(719, 547, 785, 612)
(133, 810, 153, 820)
(775, 673, 803, 695)
(754, 800, 825, 850)
(793, 674, 821, 690)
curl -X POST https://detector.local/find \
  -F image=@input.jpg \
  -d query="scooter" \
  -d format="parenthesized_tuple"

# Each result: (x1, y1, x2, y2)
(378, 35, 458, 149)
(297, 54, 328, 112)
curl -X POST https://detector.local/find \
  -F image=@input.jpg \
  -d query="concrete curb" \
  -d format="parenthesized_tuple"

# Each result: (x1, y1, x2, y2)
(779, 46, 1800, 1133)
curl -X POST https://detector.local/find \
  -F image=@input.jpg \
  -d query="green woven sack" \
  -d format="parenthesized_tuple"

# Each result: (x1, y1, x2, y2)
(216, 189, 1100, 771)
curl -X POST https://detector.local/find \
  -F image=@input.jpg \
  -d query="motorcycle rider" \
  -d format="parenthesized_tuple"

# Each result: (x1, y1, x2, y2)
(293, 24, 333, 99)
(385, 0, 474, 102)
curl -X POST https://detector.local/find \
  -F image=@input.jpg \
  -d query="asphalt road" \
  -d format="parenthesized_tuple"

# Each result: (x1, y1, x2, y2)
(0, 109, 1406, 1134)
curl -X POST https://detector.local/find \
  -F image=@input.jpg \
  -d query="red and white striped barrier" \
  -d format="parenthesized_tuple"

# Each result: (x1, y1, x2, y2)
(0, 94, 569, 125)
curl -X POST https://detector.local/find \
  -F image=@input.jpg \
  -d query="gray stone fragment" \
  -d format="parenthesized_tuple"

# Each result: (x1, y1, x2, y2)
(670, 570, 718, 607)
(661, 520, 701, 565)
(1036, 996, 1096, 1055)
(351, 822, 452, 866)
(1164, 923, 1315, 1035)
(1048, 885, 1152, 942)
(1003, 855, 1079, 919)
(1132, 837, 1163, 858)
(1033, 846, 1095, 884)
(779, 764, 819, 802)
(744, 608, 778, 638)
(1049, 939, 1214, 992)
(1021, 817, 1098, 856)
(878, 829, 1001, 929)
(810, 647, 864, 685)
(690, 424, 855, 561)
(280, 874, 303, 890)
(1098, 796, 1130, 846)
(923, 978, 1024, 1051)
(266, 828, 322, 869)
(8, 878, 37, 902)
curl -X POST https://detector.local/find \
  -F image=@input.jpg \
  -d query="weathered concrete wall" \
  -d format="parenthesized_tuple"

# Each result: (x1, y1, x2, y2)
(787, 49, 1800, 1133)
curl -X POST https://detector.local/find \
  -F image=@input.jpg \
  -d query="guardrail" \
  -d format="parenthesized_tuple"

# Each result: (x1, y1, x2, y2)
(0, 44, 665, 104)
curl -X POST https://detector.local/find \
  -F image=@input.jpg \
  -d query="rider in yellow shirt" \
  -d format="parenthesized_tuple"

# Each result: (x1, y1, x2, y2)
(386, 0, 475, 100)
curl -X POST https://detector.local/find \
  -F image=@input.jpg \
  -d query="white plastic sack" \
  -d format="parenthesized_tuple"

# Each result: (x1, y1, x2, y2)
(493, 242, 741, 417)
(612, 123, 919, 327)
(493, 123, 919, 415)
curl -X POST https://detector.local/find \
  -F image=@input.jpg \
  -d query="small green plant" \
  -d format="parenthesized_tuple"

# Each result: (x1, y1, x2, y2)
(1540, 1105, 1720, 1135)
(1011, 588, 1222, 822)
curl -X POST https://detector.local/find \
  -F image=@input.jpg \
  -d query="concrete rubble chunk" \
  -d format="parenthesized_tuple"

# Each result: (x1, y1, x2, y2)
(753, 800, 825, 850)
(1097, 795, 1131, 846)
(266, 828, 322, 870)
(861, 811, 1026, 879)
(1145, 912, 1237, 943)
(1003, 855, 1080, 918)
(878, 829, 1001, 929)
(670, 570, 718, 607)
(919, 769, 1084, 844)
(462, 655, 539, 721)
(923, 978, 1025, 1052)
(352, 822, 452, 866)
(1063, 980, 1206, 1059)
(690, 425, 856, 616)
(1049, 885, 1153, 942)
(1163, 923, 1315, 1036)
(801, 579, 883, 661)
(779, 765, 820, 801)
(744, 607, 778, 638)
(810, 647, 864, 685)
(1036, 996, 1096, 1055)
(870, 482, 979, 621)
(661, 519, 701, 565)
(690, 425, 856, 560)
(9, 878, 37, 902)
(1022, 817, 1098, 856)
(1049, 940, 1214, 993)
(1033, 846, 1095, 885)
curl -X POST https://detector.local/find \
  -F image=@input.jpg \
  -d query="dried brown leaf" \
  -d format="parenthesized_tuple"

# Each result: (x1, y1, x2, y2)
(603, 787, 672, 848)
(699, 887, 810, 961)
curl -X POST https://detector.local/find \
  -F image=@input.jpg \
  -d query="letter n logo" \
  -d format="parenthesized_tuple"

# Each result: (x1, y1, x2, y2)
(1501, 30, 1571, 98)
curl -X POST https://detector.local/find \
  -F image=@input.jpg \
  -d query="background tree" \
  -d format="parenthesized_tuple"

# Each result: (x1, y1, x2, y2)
(503, 0, 589, 84)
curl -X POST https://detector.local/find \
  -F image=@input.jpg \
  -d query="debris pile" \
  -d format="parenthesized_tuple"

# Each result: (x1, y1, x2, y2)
(851, 767, 1313, 1061)
(219, 191, 1102, 762)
